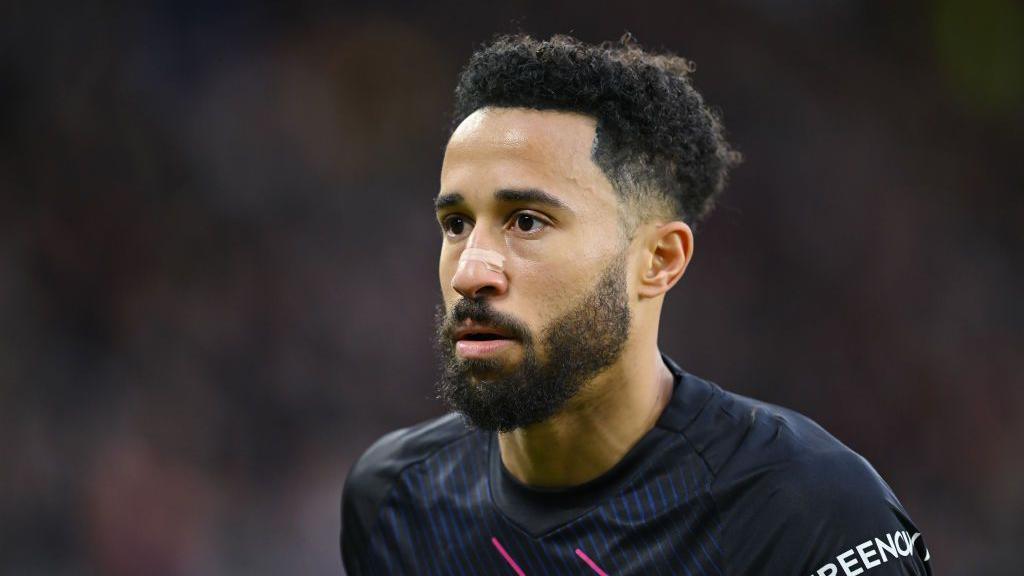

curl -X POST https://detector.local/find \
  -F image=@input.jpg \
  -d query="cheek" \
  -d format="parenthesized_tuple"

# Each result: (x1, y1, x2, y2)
(511, 254, 600, 321)
(514, 226, 618, 289)
(438, 255, 459, 304)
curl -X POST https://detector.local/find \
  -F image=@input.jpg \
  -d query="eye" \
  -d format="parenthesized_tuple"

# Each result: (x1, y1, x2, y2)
(510, 212, 549, 235)
(441, 215, 472, 238)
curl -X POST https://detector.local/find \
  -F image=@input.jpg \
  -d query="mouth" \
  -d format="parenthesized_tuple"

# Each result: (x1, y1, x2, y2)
(459, 333, 508, 341)
(452, 323, 517, 358)
(452, 322, 515, 342)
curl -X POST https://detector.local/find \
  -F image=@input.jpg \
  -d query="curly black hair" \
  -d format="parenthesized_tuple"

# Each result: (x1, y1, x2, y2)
(450, 33, 741, 233)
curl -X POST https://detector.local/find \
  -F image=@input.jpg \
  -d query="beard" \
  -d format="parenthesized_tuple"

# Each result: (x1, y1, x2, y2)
(434, 250, 632, 432)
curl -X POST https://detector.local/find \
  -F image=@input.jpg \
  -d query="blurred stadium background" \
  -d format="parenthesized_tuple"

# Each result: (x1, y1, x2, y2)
(1, 1, 1021, 574)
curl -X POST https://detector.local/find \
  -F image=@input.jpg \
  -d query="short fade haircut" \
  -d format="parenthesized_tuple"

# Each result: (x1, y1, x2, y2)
(450, 33, 741, 234)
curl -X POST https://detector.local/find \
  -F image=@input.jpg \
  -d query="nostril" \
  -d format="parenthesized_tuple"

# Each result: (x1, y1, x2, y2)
(473, 286, 500, 298)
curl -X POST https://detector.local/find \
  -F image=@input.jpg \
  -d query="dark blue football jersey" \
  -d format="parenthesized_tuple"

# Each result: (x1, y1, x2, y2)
(341, 354, 932, 575)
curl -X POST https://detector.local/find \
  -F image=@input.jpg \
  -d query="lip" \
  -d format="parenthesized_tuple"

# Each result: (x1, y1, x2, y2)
(452, 321, 514, 341)
(452, 321, 517, 358)
(455, 338, 516, 358)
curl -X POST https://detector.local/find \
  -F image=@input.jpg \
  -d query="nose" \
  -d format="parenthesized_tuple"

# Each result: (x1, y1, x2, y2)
(451, 246, 508, 299)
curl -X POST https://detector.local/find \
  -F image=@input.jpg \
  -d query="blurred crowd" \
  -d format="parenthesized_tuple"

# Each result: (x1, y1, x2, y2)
(1, 1, 1021, 574)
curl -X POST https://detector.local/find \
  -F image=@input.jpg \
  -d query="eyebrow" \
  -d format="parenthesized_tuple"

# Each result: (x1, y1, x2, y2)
(434, 188, 571, 213)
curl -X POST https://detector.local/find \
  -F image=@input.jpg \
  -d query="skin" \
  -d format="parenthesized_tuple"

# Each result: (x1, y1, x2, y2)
(436, 107, 694, 487)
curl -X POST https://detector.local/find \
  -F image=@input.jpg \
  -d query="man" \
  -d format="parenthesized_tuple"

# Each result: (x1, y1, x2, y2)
(341, 33, 932, 575)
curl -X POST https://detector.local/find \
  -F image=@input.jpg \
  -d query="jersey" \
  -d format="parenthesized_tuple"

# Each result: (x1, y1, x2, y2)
(340, 353, 932, 575)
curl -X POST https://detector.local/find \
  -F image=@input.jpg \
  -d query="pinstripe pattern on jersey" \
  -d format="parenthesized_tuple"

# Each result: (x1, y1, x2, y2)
(364, 432, 724, 575)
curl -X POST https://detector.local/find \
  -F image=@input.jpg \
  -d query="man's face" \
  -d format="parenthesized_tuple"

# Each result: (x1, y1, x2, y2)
(434, 107, 634, 432)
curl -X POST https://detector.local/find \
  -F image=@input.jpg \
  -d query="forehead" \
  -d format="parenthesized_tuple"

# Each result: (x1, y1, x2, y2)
(441, 107, 617, 211)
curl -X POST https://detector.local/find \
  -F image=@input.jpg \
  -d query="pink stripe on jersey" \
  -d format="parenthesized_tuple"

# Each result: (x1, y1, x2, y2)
(575, 548, 610, 576)
(490, 536, 526, 576)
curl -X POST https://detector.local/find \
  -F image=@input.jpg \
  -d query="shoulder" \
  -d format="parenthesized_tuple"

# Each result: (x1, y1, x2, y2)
(698, 385, 895, 510)
(343, 412, 473, 518)
(657, 361, 862, 485)
(340, 412, 477, 574)
(671, 373, 857, 481)
(684, 384, 931, 574)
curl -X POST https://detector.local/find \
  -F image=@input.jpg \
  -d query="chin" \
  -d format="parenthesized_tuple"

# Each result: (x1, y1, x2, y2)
(460, 358, 516, 379)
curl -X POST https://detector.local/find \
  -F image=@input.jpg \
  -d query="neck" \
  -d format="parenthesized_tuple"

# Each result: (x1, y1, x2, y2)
(497, 339, 674, 488)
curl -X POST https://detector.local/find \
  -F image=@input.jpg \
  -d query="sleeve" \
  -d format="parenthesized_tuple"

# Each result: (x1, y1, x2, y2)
(720, 449, 933, 576)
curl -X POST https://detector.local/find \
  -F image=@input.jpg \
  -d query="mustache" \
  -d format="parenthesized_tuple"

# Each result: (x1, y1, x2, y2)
(438, 298, 532, 343)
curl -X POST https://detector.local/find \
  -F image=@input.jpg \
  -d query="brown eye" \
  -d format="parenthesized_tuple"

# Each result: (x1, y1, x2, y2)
(450, 217, 465, 234)
(515, 213, 544, 233)
(443, 215, 469, 237)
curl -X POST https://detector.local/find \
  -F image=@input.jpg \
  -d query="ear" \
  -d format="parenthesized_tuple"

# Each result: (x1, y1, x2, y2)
(638, 221, 694, 299)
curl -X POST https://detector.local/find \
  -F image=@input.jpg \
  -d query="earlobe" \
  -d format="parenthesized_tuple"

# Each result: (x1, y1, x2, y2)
(637, 221, 693, 299)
